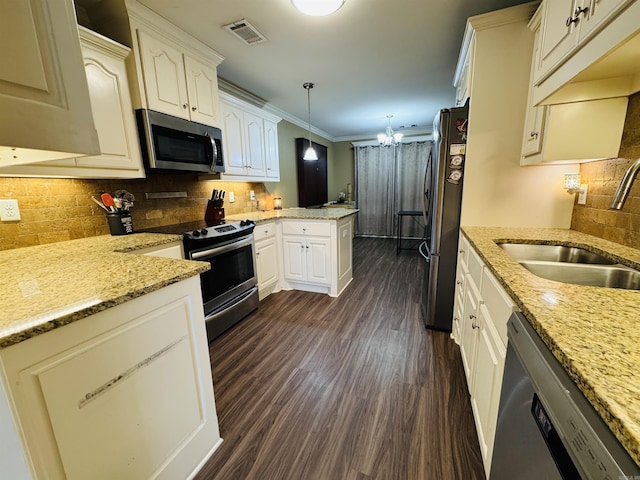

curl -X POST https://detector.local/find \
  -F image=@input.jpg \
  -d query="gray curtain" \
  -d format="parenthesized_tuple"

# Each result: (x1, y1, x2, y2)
(355, 141, 431, 238)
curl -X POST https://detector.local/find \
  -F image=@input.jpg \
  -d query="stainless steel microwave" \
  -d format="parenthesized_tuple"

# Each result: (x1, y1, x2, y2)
(136, 109, 225, 174)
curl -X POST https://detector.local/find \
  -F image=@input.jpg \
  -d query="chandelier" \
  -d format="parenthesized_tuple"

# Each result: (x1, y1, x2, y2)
(291, 0, 345, 16)
(377, 115, 403, 146)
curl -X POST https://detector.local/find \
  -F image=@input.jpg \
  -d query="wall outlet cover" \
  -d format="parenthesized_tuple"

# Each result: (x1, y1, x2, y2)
(577, 184, 588, 205)
(228, 192, 235, 203)
(250, 190, 255, 200)
(0, 199, 21, 221)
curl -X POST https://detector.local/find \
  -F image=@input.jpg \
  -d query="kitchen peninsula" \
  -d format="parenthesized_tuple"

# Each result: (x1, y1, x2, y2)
(227, 207, 359, 299)
(0, 234, 220, 480)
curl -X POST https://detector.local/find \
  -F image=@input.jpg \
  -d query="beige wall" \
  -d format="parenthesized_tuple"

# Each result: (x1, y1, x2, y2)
(264, 119, 355, 207)
(572, 92, 640, 248)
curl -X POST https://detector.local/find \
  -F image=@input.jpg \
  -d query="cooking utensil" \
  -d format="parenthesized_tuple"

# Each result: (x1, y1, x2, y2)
(101, 193, 116, 212)
(91, 196, 109, 212)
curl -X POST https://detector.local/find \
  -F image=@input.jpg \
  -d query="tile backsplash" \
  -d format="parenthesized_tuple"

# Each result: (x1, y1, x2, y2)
(0, 174, 270, 251)
(571, 92, 640, 248)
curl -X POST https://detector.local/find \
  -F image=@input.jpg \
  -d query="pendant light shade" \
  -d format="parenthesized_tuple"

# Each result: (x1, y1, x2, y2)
(303, 82, 318, 161)
(291, 0, 345, 16)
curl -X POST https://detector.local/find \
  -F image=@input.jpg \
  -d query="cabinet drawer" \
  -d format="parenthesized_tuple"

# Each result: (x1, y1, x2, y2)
(281, 220, 331, 237)
(468, 246, 484, 289)
(480, 268, 516, 346)
(254, 221, 276, 240)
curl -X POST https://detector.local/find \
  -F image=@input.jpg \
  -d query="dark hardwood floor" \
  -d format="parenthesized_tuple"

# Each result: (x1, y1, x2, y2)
(195, 237, 485, 480)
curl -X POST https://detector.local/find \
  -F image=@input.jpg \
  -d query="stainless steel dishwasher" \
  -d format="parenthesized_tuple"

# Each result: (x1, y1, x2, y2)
(490, 312, 640, 479)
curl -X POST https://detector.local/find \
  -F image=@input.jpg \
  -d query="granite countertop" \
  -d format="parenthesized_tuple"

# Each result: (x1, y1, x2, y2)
(0, 233, 209, 349)
(462, 226, 640, 467)
(225, 207, 359, 223)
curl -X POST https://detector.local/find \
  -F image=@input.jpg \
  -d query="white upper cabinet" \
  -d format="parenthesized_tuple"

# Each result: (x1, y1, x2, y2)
(0, 0, 99, 165)
(532, 0, 639, 105)
(264, 120, 280, 180)
(184, 55, 221, 126)
(217, 92, 282, 182)
(127, 0, 224, 128)
(137, 30, 190, 119)
(0, 27, 145, 178)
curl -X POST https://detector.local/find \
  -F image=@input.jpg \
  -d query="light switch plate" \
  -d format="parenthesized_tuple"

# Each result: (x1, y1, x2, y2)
(577, 184, 588, 205)
(250, 190, 255, 200)
(228, 192, 235, 203)
(0, 199, 21, 221)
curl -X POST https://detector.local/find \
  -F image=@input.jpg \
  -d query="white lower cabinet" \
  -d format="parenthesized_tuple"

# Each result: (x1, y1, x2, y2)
(254, 221, 280, 300)
(455, 233, 516, 477)
(0, 276, 221, 480)
(279, 217, 353, 297)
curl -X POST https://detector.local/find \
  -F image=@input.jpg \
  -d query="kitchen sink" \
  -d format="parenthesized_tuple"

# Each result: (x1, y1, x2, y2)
(519, 261, 640, 290)
(498, 243, 614, 264)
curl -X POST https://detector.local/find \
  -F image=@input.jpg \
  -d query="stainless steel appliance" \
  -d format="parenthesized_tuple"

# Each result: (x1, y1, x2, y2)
(147, 219, 259, 341)
(419, 102, 469, 331)
(490, 312, 640, 479)
(136, 109, 224, 174)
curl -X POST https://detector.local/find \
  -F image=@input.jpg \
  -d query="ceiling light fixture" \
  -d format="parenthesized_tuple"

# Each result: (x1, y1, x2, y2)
(291, 0, 345, 16)
(378, 115, 403, 146)
(303, 82, 318, 161)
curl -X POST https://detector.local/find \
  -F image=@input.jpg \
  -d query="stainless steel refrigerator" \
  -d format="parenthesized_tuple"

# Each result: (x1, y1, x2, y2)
(419, 102, 469, 331)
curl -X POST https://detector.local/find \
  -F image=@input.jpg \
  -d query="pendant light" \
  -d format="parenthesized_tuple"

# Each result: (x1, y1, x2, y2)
(377, 115, 403, 146)
(303, 82, 318, 161)
(291, 0, 345, 16)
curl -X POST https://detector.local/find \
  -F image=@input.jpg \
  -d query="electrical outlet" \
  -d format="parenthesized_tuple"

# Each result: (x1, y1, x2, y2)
(228, 192, 235, 203)
(577, 184, 588, 205)
(0, 199, 21, 221)
(250, 190, 255, 200)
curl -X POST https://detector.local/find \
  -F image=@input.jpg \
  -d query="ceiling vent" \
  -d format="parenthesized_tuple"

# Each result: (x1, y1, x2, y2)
(224, 19, 267, 46)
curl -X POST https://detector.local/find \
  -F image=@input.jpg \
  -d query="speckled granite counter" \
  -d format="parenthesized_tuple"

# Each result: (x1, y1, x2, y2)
(0, 233, 209, 349)
(462, 226, 640, 467)
(225, 207, 359, 223)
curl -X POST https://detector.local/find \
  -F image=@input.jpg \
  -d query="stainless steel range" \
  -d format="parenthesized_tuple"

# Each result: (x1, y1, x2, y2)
(147, 219, 259, 341)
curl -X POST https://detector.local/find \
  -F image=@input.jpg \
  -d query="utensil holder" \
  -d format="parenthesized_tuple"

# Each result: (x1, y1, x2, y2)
(205, 201, 225, 223)
(107, 211, 133, 235)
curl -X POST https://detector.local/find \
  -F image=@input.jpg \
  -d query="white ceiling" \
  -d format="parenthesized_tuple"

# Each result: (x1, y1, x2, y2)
(136, 0, 531, 142)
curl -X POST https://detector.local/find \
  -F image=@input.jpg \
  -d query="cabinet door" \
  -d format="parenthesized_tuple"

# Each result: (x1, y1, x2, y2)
(256, 238, 279, 291)
(184, 54, 220, 127)
(470, 304, 507, 475)
(521, 15, 549, 163)
(220, 102, 246, 175)
(137, 30, 189, 119)
(243, 111, 266, 176)
(282, 236, 306, 281)
(0, 0, 99, 162)
(264, 119, 280, 180)
(306, 236, 332, 285)
(534, 0, 581, 83)
(76, 36, 144, 174)
(577, 0, 631, 43)
(460, 278, 481, 390)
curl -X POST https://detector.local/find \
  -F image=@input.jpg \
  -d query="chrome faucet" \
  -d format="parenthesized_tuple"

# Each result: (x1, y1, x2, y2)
(611, 158, 640, 210)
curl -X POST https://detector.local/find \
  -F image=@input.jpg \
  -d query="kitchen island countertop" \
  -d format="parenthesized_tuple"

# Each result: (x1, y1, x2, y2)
(0, 233, 209, 349)
(462, 226, 640, 467)
(225, 207, 359, 223)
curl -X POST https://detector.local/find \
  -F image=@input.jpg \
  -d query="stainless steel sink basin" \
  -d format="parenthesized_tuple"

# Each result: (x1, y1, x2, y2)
(519, 261, 640, 290)
(498, 243, 614, 264)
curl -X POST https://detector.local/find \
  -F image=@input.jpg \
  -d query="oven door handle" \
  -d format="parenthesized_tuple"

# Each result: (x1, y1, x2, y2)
(191, 234, 254, 260)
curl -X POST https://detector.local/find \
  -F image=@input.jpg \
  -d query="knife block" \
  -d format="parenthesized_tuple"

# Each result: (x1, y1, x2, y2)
(205, 201, 224, 223)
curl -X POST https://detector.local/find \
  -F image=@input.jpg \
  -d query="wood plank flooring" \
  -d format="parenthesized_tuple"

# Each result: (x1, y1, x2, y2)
(195, 237, 485, 480)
